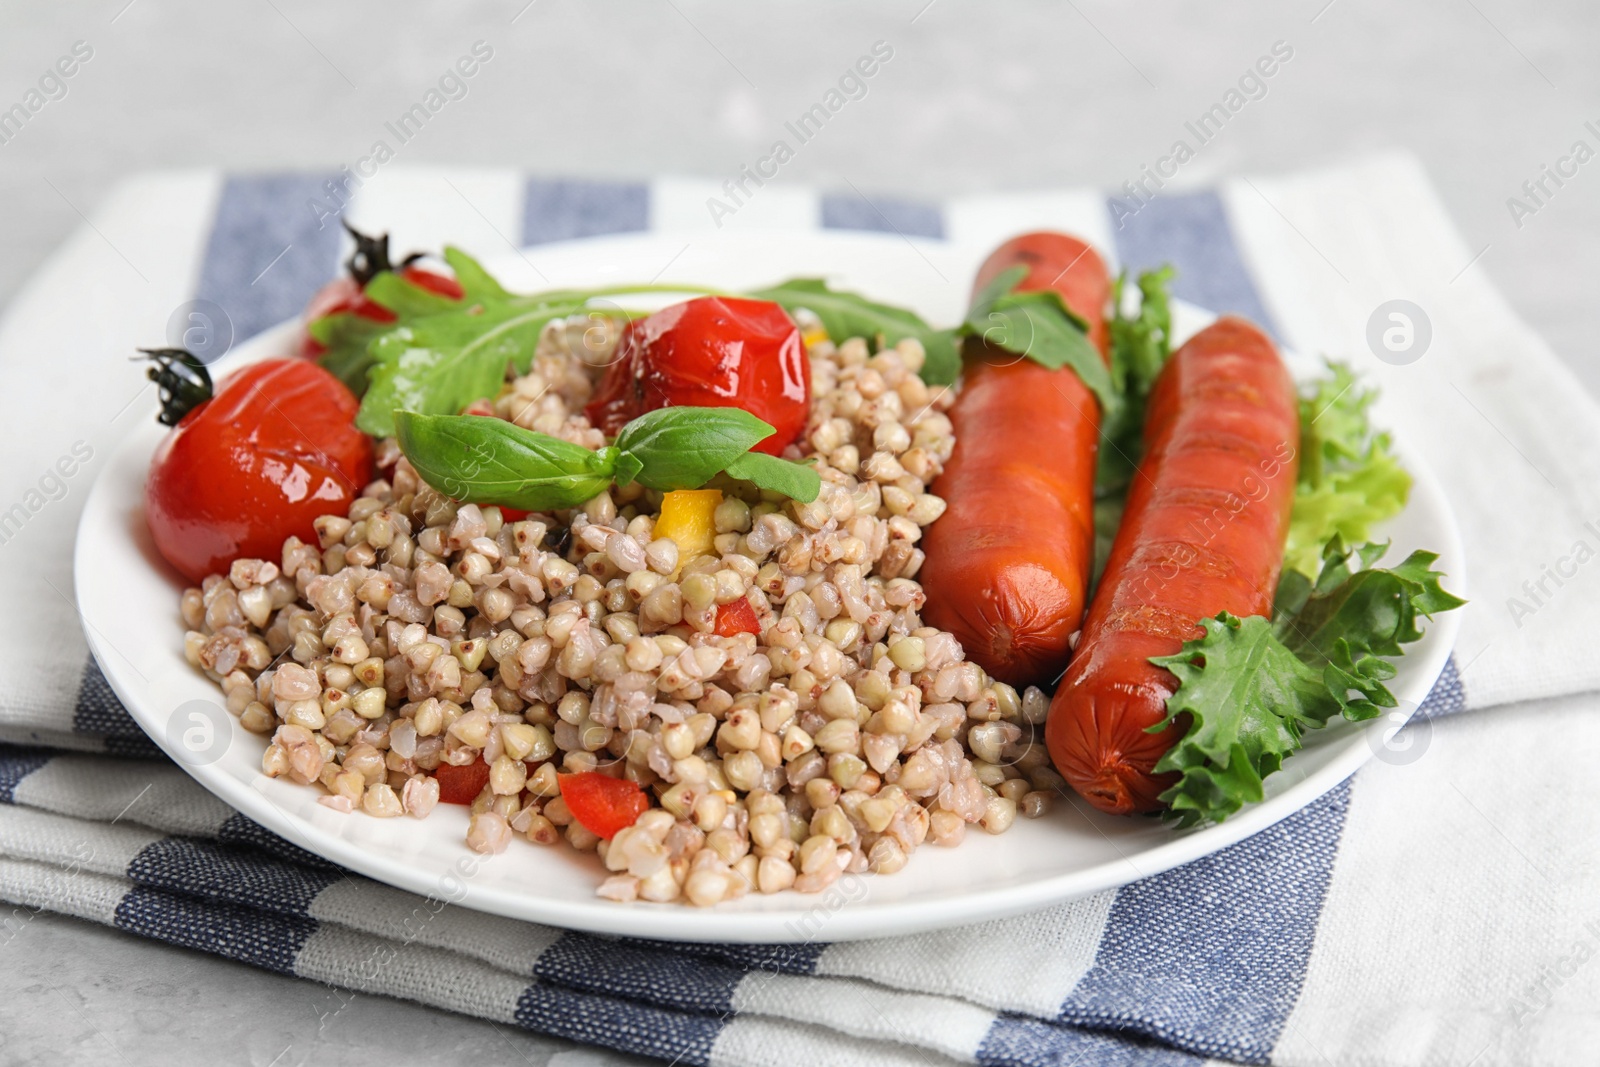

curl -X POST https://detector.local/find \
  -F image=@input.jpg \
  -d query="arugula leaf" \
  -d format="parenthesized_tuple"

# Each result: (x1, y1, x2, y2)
(341, 248, 1136, 426)
(724, 451, 822, 502)
(613, 407, 776, 491)
(310, 270, 464, 394)
(343, 247, 640, 437)
(329, 242, 1178, 428)
(441, 245, 512, 302)
(1285, 364, 1412, 576)
(366, 269, 468, 317)
(394, 411, 616, 512)
(310, 313, 392, 396)
(747, 278, 961, 385)
(1148, 540, 1464, 826)
(960, 266, 1114, 409)
(358, 301, 575, 438)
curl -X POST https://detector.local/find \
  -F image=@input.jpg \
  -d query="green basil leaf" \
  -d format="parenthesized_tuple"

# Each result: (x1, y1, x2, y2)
(612, 450, 645, 488)
(924, 328, 961, 378)
(394, 410, 615, 511)
(724, 451, 822, 502)
(961, 265, 1113, 408)
(964, 266, 1050, 328)
(748, 277, 961, 385)
(613, 406, 776, 491)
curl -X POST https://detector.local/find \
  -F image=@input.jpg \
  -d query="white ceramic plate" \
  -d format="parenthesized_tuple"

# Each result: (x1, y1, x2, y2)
(75, 231, 1464, 943)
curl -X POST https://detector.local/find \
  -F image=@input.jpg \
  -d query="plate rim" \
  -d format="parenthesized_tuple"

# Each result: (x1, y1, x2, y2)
(73, 229, 1465, 943)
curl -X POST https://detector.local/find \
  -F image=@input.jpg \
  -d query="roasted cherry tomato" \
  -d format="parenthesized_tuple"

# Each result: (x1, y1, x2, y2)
(558, 771, 650, 840)
(298, 223, 464, 359)
(435, 758, 492, 805)
(144, 353, 375, 584)
(713, 597, 762, 637)
(584, 296, 809, 455)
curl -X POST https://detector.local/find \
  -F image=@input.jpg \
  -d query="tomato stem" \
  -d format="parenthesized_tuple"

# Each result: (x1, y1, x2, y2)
(137, 348, 213, 426)
(342, 220, 396, 287)
(339, 221, 457, 288)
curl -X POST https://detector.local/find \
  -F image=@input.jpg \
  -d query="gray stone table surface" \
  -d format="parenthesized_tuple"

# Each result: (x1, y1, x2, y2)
(1, 1, 1596, 1064)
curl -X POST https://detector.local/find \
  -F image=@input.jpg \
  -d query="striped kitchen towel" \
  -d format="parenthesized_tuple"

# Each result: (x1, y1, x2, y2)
(1, 155, 1598, 1065)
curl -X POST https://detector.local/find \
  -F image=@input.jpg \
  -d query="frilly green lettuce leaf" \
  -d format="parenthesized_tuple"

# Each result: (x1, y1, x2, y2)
(1149, 612, 1331, 825)
(1149, 538, 1464, 827)
(1285, 364, 1412, 576)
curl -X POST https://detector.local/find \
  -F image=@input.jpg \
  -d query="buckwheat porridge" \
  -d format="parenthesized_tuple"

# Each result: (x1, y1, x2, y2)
(180, 316, 1061, 907)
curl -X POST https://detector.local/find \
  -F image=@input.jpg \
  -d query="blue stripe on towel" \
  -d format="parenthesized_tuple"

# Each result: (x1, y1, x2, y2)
(1417, 656, 1466, 719)
(821, 191, 944, 239)
(0, 746, 51, 802)
(126, 837, 343, 916)
(522, 178, 650, 245)
(74, 659, 162, 757)
(1107, 189, 1279, 338)
(515, 982, 723, 1065)
(101, 735, 164, 759)
(536, 932, 748, 1013)
(216, 812, 343, 871)
(65, 176, 347, 755)
(114, 883, 317, 974)
(1059, 783, 1352, 1064)
(622, 937, 829, 976)
(193, 173, 345, 347)
(72, 660, 143, 739)
(979, 1016, 1205, 1067)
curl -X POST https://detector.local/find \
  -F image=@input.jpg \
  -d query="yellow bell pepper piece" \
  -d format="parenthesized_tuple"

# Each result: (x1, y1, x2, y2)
(801, 323, 829, 349)
(655, 489, 721, 563)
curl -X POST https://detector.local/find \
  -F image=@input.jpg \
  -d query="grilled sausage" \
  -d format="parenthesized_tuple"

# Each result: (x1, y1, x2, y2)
(921, 233, 1111, 688)
(1045, 316, 1300, 815)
